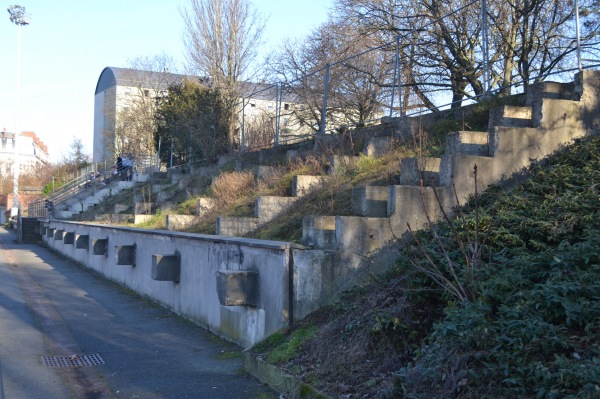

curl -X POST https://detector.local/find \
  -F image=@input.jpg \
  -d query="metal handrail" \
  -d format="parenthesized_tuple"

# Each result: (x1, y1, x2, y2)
(27, 155, 158, 217)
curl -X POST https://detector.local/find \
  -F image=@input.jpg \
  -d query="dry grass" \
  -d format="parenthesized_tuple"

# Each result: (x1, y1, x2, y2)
(210, 170, 257, 209)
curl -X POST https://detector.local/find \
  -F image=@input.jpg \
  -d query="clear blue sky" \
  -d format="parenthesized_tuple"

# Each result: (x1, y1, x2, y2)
(0, 0, 332, 162)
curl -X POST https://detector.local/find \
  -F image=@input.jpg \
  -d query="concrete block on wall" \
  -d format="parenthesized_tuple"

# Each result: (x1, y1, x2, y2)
(351, 186, 389, 217)
(255, 196, 296, 222)
(217, 270, 259, 307)
(445, 131, 490, 156)
(134, 215, 153, 224)
(151, 254, 180, 282)
(76, 234, 90, 249)
(364, 136, 394, 157)
(292, 175, 327, 197)
(92, 238, 109, 256)
(257, 165, 282, 181)
(399, 157, 441, 187)
(115, 244, 136, 266)
(302, 215, 337, 249)
(166, 215, 195, 231)
(64, 232, 75, 245)
(216, 216, 258, 237)
(54, 230, 64, 240)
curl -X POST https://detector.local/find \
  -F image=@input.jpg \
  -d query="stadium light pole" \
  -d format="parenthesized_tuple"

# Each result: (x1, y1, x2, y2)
(7, 4, 30, 214)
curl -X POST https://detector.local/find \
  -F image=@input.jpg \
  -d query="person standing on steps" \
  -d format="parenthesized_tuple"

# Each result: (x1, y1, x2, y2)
(116, 156, 124, 181)
(122, 156, 134, 181)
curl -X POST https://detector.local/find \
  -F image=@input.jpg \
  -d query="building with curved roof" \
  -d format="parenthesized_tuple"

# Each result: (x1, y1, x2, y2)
(93, 66, 310, 165)
(93, 66, 188, 162)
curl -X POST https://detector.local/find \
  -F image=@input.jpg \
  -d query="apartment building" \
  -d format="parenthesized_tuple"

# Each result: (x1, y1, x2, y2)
(0, 129, 49, 175)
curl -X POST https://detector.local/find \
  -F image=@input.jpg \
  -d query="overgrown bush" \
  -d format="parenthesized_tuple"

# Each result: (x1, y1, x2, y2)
(209, 170, 256, 208)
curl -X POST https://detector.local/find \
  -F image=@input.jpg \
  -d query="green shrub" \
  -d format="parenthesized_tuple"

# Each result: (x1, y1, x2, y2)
(391, 135, 600, 398)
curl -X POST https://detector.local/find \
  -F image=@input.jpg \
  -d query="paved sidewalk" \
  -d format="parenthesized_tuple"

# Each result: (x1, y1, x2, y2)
(0, 228, 276, 399)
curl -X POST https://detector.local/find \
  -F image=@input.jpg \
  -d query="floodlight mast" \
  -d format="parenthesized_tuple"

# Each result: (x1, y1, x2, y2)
(7, 5, 30, 25)
(7, 4, 30, 214)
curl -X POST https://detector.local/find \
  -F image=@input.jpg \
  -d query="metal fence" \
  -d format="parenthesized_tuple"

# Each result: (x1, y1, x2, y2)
(27, 154, 158, 217)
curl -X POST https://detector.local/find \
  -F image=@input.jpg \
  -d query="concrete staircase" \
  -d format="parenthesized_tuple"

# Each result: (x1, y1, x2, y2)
(55, 180, 137, 219)
(213, 133, 397, 237)
(301, 71, 598, 264)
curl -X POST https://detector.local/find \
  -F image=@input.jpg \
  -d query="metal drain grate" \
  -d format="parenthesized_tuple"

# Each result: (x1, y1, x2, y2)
(42, 354, 105, 368)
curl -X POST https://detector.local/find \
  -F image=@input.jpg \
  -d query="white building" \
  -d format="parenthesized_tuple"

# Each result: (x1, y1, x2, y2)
(0, 129, 49, 176)
(93, 67, 188, 163)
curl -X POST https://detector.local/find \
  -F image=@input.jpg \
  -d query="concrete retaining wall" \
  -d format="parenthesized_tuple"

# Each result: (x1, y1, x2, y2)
(39, 220, 311, 348)
(166, 215, 196, 230)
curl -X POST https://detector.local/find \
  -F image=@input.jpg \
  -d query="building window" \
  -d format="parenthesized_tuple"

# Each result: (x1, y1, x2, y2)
(284, 103, 290, 111)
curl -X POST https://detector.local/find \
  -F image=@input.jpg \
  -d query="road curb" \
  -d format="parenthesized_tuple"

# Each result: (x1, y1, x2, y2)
(243, 352, 331, 399)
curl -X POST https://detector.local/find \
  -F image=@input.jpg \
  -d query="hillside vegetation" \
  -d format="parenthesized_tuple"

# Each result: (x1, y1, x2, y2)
(250, 134, 600, 398)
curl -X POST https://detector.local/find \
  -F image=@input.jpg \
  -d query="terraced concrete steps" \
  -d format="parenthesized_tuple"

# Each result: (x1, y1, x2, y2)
(351, 186, 389, 217)
(217, 174, 328, 237)
(301, 72, 597, 255)
(488, 105, 533, 129)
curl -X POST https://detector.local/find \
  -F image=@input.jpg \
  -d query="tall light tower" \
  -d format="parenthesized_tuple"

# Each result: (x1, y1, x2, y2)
(7, 4, 30, 214)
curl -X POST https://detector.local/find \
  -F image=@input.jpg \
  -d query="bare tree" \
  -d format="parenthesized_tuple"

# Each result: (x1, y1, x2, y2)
(181, 0, 266, 150)
(244, 111, 276, 150)
(489, 0, 600, 93)
(333, 0, 600, 108)
(269, 21, 391, 133)
(61, 136, 91, 178)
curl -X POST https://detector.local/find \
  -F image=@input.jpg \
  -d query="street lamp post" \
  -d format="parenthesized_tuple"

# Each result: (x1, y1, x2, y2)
(7, 4, 30, 214)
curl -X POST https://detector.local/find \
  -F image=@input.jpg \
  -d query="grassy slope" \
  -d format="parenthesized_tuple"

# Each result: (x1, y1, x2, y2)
(174, 147, 411, 241)
(250, 134, 600, 399)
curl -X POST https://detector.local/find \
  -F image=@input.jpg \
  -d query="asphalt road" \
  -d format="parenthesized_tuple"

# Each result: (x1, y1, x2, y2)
(0, 227, 277, 399)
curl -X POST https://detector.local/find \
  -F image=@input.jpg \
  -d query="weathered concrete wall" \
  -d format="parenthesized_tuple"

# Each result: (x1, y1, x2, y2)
(216, 216, 257, 237)
(351, 186, 389, 217)
(95, 214, 134, 224)
(363, 136, 396, 157)
(302, 216, 336, 249)
(292, 175, 327, 197)
(577, 70, 600, 131)
(307, 72, 600, 284)
(40, 220, 307, 348)
(255, 196, 297, 221)
(134, 215, 153, 224)
(398, 157, 441, 186)
(328, 155, 358, 174)
(166, 215, 196, 230)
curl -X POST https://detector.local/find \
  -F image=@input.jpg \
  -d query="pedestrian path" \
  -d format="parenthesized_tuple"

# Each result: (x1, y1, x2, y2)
(0, 228, 276, 399)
